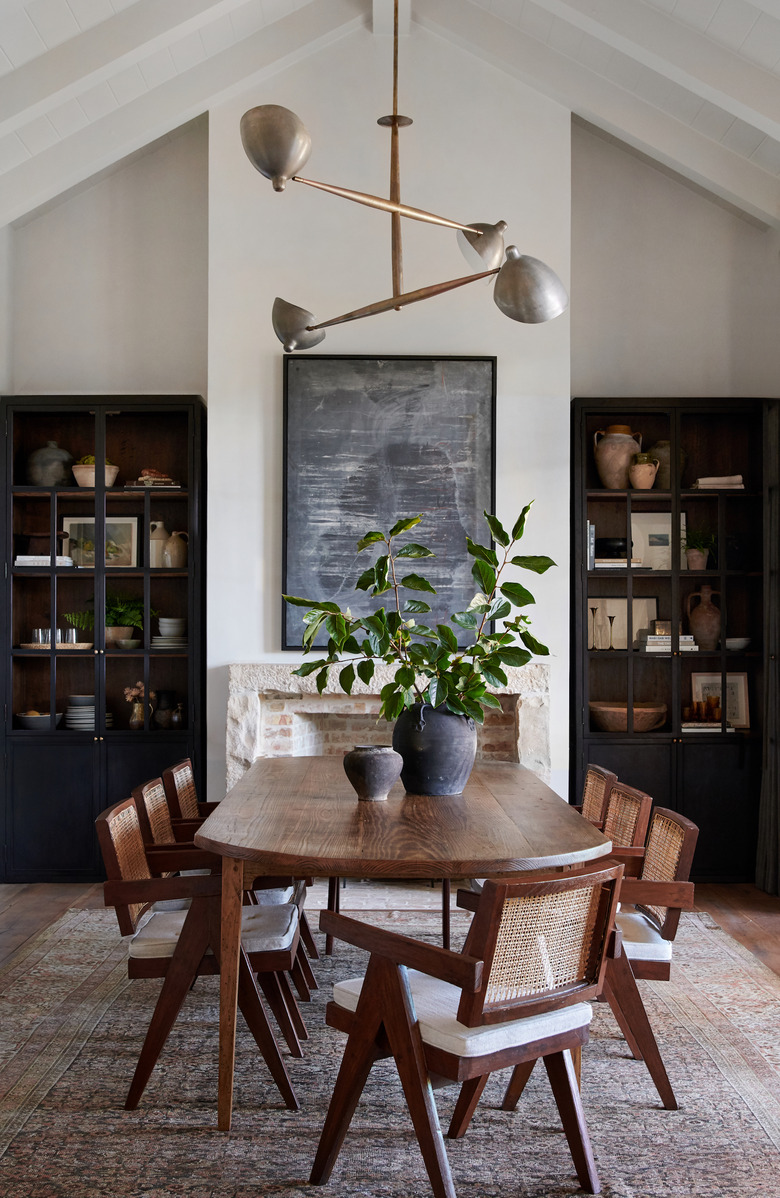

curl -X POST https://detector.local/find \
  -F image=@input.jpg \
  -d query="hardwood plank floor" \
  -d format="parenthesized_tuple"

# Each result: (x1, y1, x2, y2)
(1, 880, 779, 975)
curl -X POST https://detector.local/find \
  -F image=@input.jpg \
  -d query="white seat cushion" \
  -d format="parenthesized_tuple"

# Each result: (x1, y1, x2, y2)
(333, 970, 592, 1058)
(615, 908, 673, 963)
(129, 902, 298, 959)
(252, 885, 295, 904)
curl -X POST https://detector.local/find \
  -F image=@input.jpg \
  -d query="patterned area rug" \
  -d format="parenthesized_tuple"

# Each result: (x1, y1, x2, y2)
(1, 905, 779, 1198)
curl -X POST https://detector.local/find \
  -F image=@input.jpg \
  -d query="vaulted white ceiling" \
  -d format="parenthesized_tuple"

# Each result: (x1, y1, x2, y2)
(1, 0, 779, 228)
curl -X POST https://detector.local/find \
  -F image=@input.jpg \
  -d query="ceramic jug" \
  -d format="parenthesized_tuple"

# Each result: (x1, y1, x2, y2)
(629, 452, 659, 490)
(687, 584, 721, 650)
(593, 425, 642, 490)
(26, 441, 73, 486)
(162, 530, 188, 568)
(647, 440, 687, 490)
(148, 521, 169, 569)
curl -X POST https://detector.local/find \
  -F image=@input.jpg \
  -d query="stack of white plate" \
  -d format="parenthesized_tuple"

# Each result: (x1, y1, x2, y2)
(65, 695, 114, 730)
(154, 616, 187, 649)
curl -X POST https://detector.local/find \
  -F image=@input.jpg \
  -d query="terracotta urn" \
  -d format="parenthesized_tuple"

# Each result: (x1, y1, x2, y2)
(687, 584, 721, 650)
(628, 453, 659, 490)
(593, 425, 642, 489)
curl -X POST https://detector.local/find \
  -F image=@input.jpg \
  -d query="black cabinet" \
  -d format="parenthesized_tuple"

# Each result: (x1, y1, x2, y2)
(572, 397, 765, 881)
(1, 396, 206, 882)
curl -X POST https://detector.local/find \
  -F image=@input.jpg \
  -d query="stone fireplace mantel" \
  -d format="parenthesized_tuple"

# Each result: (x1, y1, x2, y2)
(226, 662, 551, 789)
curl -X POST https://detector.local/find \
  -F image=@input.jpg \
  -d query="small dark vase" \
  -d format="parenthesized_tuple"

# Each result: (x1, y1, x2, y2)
(343, 745, 403, 803)
(392, 703, 477, 796)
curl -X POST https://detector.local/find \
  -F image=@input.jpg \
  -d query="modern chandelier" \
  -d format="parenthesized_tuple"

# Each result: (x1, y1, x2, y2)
(239, 0, 568, 352)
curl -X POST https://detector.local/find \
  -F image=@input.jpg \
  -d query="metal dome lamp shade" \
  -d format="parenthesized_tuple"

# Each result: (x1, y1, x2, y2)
(240, 0, 567, 349)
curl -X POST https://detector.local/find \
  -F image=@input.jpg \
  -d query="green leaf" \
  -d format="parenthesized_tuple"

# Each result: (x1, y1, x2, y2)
(520, 630, 550, 656)
(283, 594, 340, 612)
(484, 512, 509, 547)
(381, 690, 406, 721)
(424, 678, 443, 707)
(357, 659, 375, 686)
(460, 696, 486, 723)
(396, 542, 435, 559)
(374, 555, 390, 592)
(497, 646, 532, 668)
(292, 658, 328, 677)
(486, 598, 511, 621)
(357, 531, 386, 551)
(481, 662, 508, 687)
(452, 611, 478, 630)
(339, 663, 355, 694)
(480, 692, 503, 709)
(324, 613, 347, 644)
(315, 667, 330, 694)
(395, 665, 416, 688)
(466, 537, 498, 567)
(511, 502, 533, 541)
(401, 573, 437, 594)
(472, 559, 496, 594)
(402, 599, 432, 614)
(509, 554, 556, 574)
(343, 634, 360, 654)
(302, 614, 328, 648)
(500, 581, 536, 607)
(388, 516, 422, 537)
(437, 624, 459, 652)
(355, 566, 377, 592)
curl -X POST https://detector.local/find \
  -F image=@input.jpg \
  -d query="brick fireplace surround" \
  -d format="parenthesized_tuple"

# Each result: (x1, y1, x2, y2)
(226, 663, 551, 789)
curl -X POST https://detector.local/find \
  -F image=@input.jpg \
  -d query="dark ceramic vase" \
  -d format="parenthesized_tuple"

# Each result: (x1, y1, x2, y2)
(343, 745, 403, 802)
(392, 703, 477, 796)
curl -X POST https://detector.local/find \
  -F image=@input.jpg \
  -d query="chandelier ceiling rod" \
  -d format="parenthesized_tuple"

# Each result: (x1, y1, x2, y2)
(239, 0, 568, 352)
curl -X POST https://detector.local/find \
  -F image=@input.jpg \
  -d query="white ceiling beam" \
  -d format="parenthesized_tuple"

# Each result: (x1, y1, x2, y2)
(416, 0, 780, 227)
(0, 0, 365, 227)
(529, 0, 780, 142)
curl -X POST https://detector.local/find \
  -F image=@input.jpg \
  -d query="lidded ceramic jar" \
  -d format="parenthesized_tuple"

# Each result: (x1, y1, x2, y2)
(593, 425, 642, 490)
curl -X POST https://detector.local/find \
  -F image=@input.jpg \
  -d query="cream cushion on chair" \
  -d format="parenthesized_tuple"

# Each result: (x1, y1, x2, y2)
(130, 903, 298, 959)
(333, 971, 592, 1058)
(615, 908, 674, 963)
(252, 885, 296, 904)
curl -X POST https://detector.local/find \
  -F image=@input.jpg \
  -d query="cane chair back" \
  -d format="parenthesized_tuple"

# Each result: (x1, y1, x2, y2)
(633, 807, 699, 939)
(132, 777, 175, 846)
(580, 764, 617, 825)
(602, 781, 652, 848)
(162, 758, 200, 820)
(96, 797, 153, 934)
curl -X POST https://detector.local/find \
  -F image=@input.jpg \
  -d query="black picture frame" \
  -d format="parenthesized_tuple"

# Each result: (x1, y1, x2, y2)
(283, 355, 496, 650)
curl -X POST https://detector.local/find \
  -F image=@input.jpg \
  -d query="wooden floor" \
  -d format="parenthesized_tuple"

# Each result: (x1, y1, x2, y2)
(1, 879, 780, 975)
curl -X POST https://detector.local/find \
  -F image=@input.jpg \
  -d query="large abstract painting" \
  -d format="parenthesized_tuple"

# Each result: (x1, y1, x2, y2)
(283, 355, 496, 649)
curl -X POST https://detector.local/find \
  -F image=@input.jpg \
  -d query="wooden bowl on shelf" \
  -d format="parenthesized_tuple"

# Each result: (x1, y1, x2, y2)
(589, 700, 666, 732)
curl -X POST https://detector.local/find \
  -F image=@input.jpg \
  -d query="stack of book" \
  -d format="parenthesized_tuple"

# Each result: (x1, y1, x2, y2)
(594, 558, 646, 568)
(690, 474, 744, 489)
(636, 632, 698, 653)
(14, 554, 74, 567)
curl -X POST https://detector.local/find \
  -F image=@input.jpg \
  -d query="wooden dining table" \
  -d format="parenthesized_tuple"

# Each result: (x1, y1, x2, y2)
(194, 755, 612, 1130)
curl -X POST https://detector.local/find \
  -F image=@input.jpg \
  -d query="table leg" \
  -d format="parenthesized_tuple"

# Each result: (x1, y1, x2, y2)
(218, 855, 244, 1131)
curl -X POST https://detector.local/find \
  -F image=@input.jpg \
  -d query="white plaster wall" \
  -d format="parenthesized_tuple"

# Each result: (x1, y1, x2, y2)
(10, 119, 208, 396)
(0, 226, 11, 393)
(571, 123, 780, 399)
(207, 24, 572, 800)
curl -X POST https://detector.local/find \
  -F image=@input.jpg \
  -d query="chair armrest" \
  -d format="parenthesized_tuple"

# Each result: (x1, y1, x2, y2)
(605, 848, 645, 877)
(145, 845, 222, 872)
(198, 802, 219, 816)
(620, 879, 695, 909)
(171, 820, 204, 841)
(319, 910, 483, 992)
(455, 888, 479, 912)
(104, 873, 222, 907)
(572, 805, 604, 830)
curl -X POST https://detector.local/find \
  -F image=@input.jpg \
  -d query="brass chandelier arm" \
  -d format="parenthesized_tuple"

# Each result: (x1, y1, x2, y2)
(291, 175, 483, 236)
(308, 267, 499, 331)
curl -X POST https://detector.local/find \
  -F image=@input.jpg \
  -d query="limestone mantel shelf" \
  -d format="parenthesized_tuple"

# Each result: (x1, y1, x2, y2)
(226, 663, 551, 790)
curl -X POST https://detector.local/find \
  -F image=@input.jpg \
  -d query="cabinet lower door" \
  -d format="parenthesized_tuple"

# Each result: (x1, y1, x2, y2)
(6, 741, 100, 881)
(678, 739, 761, 882)
(104, 737, 190, 809)
(584, 741, 674, 810)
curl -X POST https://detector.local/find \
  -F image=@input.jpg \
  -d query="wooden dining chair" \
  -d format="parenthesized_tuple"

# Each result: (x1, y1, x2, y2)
(602, 780, 652, 849)
(96, 796, 302, 1111)
(310, 863, 623, 1198)
(575, 763, 617, 828)
(130, 776, 312, 1053)
(600, 807, 699, 1109)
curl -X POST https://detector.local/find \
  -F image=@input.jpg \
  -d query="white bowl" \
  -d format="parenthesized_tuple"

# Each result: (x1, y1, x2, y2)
(725, 637, 750, 651)
(72, 463, 119, 487)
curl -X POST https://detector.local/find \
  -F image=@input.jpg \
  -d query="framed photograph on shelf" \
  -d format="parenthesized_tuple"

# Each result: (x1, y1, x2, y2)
(283, 355, 495, 649)
(62, 517, 139, 568)
(587, 597, 658, 650)
(691, 672, 749, 728)
(630, 512, 686, 570)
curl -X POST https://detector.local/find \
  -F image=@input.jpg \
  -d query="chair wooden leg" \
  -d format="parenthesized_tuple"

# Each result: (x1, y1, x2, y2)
(125, 898, 212, 1109)
(446, 1074, 489, 1138)
(502, 1059, 536, 1110)
(296, 941, 318, 991)
(256, 971, 303, 1057)
(325, 876, 340, 956)
(289, 952, 312, 1002)
(543, 1050, 600, 1195)
(300, 909, 320, 960)
(237, 956, 300, 1110)
(603, 953, 678, 1110)
(277, 968, 308, 1041)
(441, 879, 450, 951)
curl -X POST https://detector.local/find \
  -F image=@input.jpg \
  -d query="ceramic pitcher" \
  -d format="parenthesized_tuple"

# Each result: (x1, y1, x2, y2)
(148, 521, 169, 568)
(162, 530, 188, 568)
(628, 452, 659, 490)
